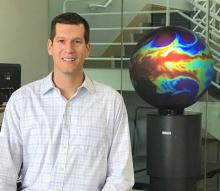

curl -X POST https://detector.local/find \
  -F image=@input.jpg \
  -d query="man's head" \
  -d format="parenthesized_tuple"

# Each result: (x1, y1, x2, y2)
(47, 12, 91, 79)
(50, 12, 90, 44)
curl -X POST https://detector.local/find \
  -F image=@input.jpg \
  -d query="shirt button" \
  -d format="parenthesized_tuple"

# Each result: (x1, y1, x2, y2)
(56, 189, 62, 191)
(66, 103, 71, 109)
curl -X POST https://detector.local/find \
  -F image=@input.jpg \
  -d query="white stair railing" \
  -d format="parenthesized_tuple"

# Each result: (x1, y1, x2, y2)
(186, 0, 220, 90)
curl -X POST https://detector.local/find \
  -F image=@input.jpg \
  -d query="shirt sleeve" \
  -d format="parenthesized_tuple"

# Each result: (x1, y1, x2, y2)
(0, 96, 23, 191)
(102, 94, 134, 191)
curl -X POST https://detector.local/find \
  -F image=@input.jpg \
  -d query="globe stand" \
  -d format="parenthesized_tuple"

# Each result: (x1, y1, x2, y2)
(147, 111, 202, 191)
(158, 108, 184, 115)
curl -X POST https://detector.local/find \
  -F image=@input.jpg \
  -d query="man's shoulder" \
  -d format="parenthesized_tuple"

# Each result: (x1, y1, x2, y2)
(92, 80, 122, 100)
(93, 80, 118, 93)
(17, 77, 46, 94)
(9, 76, 47, 102)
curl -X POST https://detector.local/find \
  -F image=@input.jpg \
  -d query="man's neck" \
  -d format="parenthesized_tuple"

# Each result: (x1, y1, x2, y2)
(52, 72, 84, 100)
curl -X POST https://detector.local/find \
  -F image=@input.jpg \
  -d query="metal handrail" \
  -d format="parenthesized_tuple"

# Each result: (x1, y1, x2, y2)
(63, 0, 112, 13)
(90, 42, 137, 45)
(90, 26, 160, 31)
(80, 9, 179, 16)
(89, 0, 112, 9)
(86, 57, 130, 61)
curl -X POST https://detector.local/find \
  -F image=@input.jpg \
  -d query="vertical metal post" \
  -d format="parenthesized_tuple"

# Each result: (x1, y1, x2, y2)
(203, 1, 210, 190)
(166, 0, 170, 26)
(217, 141, 220, 191)
(205, 0, 210, 44)
(120, 0, 124, 95)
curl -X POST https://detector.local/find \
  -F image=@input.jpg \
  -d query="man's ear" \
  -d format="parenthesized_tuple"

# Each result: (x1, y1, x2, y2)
(47, 39, 53, 56)
(86, 43, 91, 57)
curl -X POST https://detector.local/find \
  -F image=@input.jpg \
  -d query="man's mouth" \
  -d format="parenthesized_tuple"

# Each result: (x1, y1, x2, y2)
(62, 57, 77, 62)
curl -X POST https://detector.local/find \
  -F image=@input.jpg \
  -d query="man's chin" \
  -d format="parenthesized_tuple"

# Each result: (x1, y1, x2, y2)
(63, 69, 83, 76)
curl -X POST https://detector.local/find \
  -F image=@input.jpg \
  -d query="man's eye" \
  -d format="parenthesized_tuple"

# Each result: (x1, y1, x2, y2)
(58, 40, 64, 43)
(74, 40, 82, 44)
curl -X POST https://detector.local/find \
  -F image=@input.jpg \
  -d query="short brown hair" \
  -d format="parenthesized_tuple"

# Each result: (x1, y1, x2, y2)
(50, 12, 90, 43)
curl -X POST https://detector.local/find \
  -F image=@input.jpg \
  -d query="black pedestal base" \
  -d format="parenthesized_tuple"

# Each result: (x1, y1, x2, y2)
(149, 177, 196, 191)
(147, 112, 202, 191)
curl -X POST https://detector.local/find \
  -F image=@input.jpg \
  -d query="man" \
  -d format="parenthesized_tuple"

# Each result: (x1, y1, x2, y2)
(0, 12, 134, 190)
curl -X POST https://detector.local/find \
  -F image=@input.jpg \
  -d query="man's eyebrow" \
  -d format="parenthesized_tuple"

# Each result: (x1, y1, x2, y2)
(55, 36, 65, 39)
(73, 37, 83, 40)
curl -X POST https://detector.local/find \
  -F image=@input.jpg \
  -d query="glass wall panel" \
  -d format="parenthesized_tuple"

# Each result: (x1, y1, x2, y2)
(49, 0, 220, 190)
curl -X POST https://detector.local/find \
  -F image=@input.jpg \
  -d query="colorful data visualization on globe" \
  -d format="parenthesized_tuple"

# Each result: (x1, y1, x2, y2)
(130, 26, 214, 111)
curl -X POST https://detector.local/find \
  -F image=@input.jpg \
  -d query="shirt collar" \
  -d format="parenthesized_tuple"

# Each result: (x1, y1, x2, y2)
(78, 75, 95, 94)
(41, 73, 55, 95)
(40, 72, 95, 95)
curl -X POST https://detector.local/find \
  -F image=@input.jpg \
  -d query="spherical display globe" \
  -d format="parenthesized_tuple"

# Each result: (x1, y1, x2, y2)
(130, 26, 214, 111)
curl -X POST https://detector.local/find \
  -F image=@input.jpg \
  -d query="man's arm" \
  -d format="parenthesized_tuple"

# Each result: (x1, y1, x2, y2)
(102, 95, 134, 191)
(0, 97, 23, 191)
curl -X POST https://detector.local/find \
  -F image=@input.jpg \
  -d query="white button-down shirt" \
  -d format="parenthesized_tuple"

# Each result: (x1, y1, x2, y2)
(0, 73, 134, 191)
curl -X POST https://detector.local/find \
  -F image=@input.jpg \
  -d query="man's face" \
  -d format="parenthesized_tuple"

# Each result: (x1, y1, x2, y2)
(47, 23, 90, 77)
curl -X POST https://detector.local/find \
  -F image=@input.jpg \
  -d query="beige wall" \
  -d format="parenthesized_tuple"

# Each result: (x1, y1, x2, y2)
(0, 0, 49, 85)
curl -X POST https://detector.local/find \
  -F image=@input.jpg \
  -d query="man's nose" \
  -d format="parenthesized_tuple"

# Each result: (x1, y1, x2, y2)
(65, 42, 75, 52)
